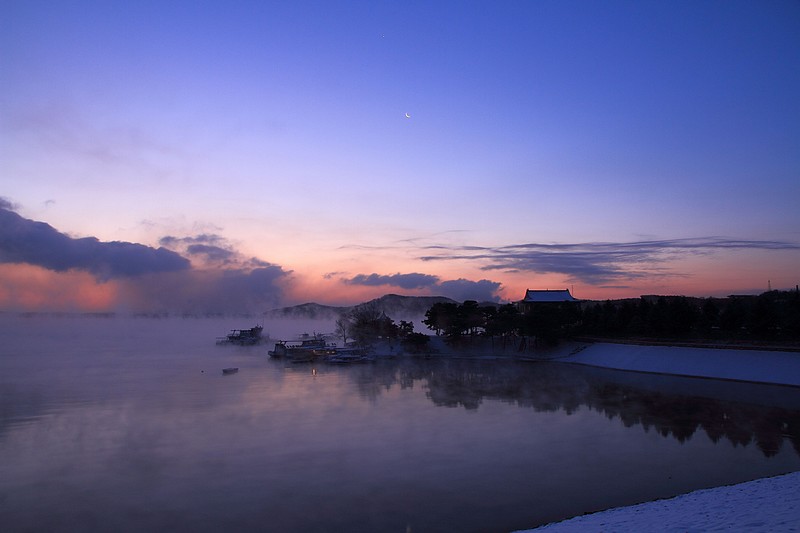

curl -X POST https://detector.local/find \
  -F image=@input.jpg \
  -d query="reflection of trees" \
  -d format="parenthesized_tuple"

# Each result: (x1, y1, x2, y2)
(344, 359, 800, 458)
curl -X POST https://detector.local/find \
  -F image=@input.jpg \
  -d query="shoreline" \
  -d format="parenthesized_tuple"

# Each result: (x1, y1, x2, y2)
(574, 336, 800, 353)
(515, 471, 800, 532)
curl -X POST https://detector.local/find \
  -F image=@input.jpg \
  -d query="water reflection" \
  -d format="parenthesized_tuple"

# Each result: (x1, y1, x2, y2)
(315, 358, 800, 459)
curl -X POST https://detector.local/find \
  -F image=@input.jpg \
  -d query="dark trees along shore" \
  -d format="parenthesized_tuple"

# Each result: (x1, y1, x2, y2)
(422, 290, 800, 346)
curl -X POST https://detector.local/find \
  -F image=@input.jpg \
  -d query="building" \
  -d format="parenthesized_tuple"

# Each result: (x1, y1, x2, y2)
(517, 289, 578, 314)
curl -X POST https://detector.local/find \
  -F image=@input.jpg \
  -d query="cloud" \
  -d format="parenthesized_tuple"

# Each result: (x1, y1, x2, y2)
(159, 234, 227, 247)
(120, 265, 291, 314)
(342, 271, 501, 302)
(159, 233, 278, 271)
(0, 205, 293, 313)
(0, 197, 19, 211)
(436, 279, 502, 302)
(8, 102, 181, 169)
(0, 205, 190, 279)
(344, 272, 440, 289)
(420, 237, 800, 285)
(186, 244, 236, 263)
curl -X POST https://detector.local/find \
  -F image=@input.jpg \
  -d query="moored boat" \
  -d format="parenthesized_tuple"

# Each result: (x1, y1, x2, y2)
(268, 335, 337, 362)
(217, 325, 266, 345)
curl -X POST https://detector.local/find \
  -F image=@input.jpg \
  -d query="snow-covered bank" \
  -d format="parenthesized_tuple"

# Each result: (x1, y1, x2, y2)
(560, 342, 800, 387)
(515, 471, 800, 532)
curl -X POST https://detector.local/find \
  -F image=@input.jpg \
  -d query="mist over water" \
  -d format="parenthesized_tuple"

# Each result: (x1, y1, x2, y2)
(1, 315, 799, 532)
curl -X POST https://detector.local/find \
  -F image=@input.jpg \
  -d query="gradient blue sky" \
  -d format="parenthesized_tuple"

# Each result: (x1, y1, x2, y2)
(2, 1, 799, 312)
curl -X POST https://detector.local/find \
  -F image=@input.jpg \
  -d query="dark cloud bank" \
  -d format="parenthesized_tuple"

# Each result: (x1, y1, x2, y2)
(0, 203, 289, 313)
(0, 206, 190, 278)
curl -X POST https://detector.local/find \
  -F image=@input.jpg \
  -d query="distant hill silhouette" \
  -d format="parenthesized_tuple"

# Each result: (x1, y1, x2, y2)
(266, 294, 458, 319)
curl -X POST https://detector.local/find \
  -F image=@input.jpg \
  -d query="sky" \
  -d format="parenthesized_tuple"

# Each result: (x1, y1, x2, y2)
(1, 0, 799, 313)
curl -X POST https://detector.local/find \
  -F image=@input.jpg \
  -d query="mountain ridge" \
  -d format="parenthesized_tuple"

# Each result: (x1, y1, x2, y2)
(266, 294, 460, 319)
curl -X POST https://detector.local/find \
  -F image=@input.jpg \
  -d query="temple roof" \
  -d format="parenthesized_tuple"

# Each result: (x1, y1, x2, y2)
(521, 289, 578, 303)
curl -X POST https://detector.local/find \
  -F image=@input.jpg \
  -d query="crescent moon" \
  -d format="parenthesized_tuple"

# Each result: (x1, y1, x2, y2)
(405, 113, 411, 119)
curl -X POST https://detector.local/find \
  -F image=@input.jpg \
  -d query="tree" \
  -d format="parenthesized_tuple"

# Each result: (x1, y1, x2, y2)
(720, 298, 747, 334)
(751, 292, 778, 338)
(484, 304, 520, 348)
(335, 315, 351, 344)
(493, 304, 520, 337)
(666, 297, 696, 336)
(349, 302, 399, 344)
(398, 320, 415, 337)
(459, 300, 483, 336)
(423, 302, 458, 336)
(401, 332, 430, 353)
(520, 304, 563, 345)
(697, 299, 720, 333)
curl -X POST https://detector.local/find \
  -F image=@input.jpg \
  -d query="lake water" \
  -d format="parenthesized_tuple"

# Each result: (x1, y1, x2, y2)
(2, 315, 799, 532)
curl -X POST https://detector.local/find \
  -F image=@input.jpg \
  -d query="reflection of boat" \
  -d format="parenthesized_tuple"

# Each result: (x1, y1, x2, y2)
(268, 335, 337, 362)
(325, 347, 373, 364)
(222, 367, 239, 374)
(326, 354, 373, 364)
(217, 325, 266, 345)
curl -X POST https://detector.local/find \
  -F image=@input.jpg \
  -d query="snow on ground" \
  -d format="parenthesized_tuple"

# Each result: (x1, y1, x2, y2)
(560, 343, 800, 387)
(516, 343, 800, 532)
(515, 471, 800, 532)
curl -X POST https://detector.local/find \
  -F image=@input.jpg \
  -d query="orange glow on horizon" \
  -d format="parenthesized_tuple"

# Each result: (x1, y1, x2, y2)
(0, 264, 119, 312)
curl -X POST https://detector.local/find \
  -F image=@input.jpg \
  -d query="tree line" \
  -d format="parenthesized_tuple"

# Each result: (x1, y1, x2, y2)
(335, 290, 799, 349)
(580, 290, 800, 341)
(422, 300, 579, 345)
(421, 290, 800, 344)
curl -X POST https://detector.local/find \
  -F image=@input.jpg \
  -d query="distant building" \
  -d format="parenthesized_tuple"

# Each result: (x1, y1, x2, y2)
(517, 289, 578, 314)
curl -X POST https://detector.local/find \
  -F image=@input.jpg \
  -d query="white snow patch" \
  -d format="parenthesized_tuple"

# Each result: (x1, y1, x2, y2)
(561, 343, 800, 387)
(515, 471, 800, 532)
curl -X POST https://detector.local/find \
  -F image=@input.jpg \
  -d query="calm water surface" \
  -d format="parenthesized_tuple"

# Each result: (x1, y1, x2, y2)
(2, 315, 799, 532)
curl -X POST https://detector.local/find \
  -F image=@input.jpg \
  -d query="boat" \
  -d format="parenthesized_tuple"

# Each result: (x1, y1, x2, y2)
(222, 367, 239, 375)
(216, 325, 266, 345)
(324, 348, 373, 364)
(268, 335, 337, 362)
